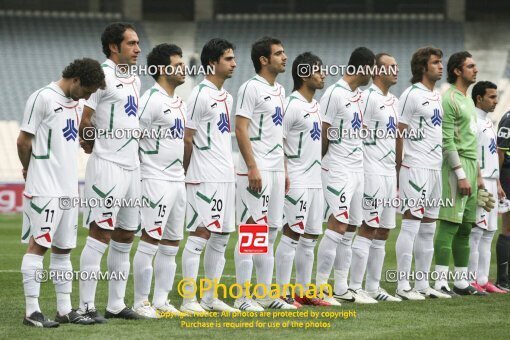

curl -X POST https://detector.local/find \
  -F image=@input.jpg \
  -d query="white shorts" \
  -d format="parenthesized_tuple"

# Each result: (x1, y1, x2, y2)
(322, 169, 363, 226)
(399, 166, 441, 219)
(186, 182, 235, 233)
(141, 179, 185, 241)
(236, 171, 285, 230)
(475, 178, 498, 231)
(362, 174, 397, 229)
(83, 154, 141, 231)
(284, 188, 324, 235)
(22, 195, 78, 249)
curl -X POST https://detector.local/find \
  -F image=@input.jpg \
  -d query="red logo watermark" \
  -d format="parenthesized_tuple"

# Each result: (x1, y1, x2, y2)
(238, 224, 268, 254)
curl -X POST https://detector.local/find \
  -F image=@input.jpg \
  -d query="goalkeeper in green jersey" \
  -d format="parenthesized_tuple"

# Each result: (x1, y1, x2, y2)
(434, 51, 494, 296)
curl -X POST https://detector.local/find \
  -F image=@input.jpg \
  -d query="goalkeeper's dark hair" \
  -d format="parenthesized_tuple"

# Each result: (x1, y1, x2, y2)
(62, 58, 106, 89)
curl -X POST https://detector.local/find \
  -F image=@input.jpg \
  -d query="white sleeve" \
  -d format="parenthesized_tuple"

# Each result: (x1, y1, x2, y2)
(398, 90, 416, 125)
(20, 90, 47, 134)
(235, 81, 258, 119)
(186, 88, 204, 130)
(84, 86, 104, 111)
(282, 101, 297, 139)
(319, 87, 338, 125)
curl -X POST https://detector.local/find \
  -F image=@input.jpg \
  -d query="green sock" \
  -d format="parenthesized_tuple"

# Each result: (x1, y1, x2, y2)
(434, 220, 459, 266)
(452, 222, 472, 267)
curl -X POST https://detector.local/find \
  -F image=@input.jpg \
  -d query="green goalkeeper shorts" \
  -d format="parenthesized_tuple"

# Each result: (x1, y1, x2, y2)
(438, 156, 478, 224)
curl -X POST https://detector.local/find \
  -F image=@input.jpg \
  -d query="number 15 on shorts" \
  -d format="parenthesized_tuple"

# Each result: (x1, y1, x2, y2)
(239, 224, 268, 254)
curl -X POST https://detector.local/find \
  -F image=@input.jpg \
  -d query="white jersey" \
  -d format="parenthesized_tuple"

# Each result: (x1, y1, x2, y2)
(399, 82, 443, 170)
(236, 74, 286, 173)
(362, 84, 399, 176)
(85, 59, 141, 170)
(283, 91, 322, 189)
(20, 82, 82, 197)
(139, 83, 186, 181)
(186, 79, 235, 183)
(320, 78, 364, 173)
(477, 108, 499, 179)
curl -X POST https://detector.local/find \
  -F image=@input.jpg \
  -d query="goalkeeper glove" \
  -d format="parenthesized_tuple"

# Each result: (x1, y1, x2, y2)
(477, 189, 496, 212)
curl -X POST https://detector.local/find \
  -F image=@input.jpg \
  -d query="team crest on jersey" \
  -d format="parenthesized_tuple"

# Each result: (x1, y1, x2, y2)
(62, 118, 78, 141)
(272, 107, 283, 126)
(124, 95, 137, 117)
(310, 121, 321, 141)
(217, 112, 231, 133)
(351, 112, 362, 130)
(170, 118, 184, 139)
(489, 138, 497, 154)
(431, 108, 442, 126)
(386, 116, 397, 133)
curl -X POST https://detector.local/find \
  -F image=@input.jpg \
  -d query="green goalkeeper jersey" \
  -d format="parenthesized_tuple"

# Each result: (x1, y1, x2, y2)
(442, 84, 478, 162)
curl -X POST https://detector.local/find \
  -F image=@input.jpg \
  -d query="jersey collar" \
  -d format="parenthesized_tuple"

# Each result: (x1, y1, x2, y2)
(153, 82, 173, 98)
(476, 107, 488, 120)
(337, 78, 357, 92)
(103, 59, 117, 70)
(369, 83, 385, 96)
(49, 81, 68, 98)
(201, 78, 223, 91)
(291, 90, 314, 104)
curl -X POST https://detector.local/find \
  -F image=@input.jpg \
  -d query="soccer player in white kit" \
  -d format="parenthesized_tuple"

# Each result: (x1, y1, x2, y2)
(78, 22, 144, 321)
(395, 47, 450, 300)
(18, 58, 105, 327)
(180, 38, 239, 314)
(274, 52, 331, 307)
(468, 81, 507, 294)
(316, 47, 375, 305)
(234, 37, 294, 310)
(348, 53, 401, 303)
(132, 44, 190, 318)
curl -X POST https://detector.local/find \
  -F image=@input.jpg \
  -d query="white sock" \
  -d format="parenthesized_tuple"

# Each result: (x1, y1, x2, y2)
(275, 235, 299, 296)
(477, 230, 496, 286)
(153, 244, 179, 307)
(50, 253, 73, 316)
(133, 240, 158, 307)
(21, 253, 43, 316)
(316, 229, 343, 289)
(414, 222, 436, 291)
(395, 219, 420, 291)
(234, 241, 253, 297)
(106, 240, 133, 313)
(366, 239, 386, 293)
(454, 267, 469, 289)
(468, 227, 483, 283)
(295, 237, 317, 296)
(334, 231, 354, 294)
(203, 233, 230, 303)
(79, 236, 108, 312)
(182, 236, 207, 304)
(349, 236, 372, 291)
(253, 228, 277, 297)
(434, 265, 450, 290)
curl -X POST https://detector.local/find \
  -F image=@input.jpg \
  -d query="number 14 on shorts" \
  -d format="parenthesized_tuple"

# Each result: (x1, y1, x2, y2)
(239, 224, 268, 254)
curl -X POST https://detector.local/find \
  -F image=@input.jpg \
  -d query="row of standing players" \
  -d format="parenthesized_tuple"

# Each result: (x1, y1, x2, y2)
(17, 22, 510, 328)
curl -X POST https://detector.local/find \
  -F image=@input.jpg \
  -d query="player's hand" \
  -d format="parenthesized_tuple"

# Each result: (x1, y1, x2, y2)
(285, 174, 290, 194)
(22, 169, 27, 181)
(497, 182, 506, 200)
(478, 188, 496, 212)
(248, 166, 262, 192)
(80, 137, 93, 154)
(458, 178, 472, 196)
(477, 176, 485, 190)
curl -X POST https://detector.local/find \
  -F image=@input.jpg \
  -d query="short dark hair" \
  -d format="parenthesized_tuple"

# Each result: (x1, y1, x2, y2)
(292, 52, 323, 92)
(101, 22, 136, 58)
(347, 47, 375, 68)
(147, 43, 183, 81)
(471, 81, 497, 104)
(200, 38, 235, 70)
(410, 46, 443, 83)
(447, 51, 472, 84)
(62, 58, 106, 89)
(251, 36, 282, 73)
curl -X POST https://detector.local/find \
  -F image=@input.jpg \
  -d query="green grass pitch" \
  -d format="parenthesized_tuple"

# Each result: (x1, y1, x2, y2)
(1, 213, 509, 339)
